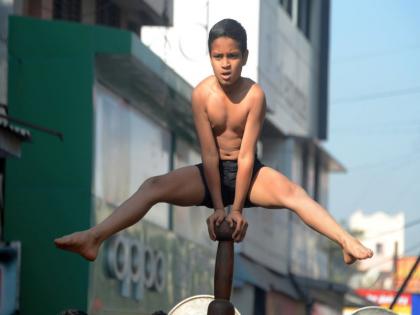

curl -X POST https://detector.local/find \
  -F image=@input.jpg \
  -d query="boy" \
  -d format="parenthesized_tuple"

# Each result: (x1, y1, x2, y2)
(55, 19, 373, 265)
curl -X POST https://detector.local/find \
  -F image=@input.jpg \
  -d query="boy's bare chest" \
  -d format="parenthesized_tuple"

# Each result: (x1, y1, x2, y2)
(206, 96, 250, 134)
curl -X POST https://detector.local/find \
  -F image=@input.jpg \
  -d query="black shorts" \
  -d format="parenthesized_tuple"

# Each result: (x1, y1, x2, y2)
(195, 158, 265, 208)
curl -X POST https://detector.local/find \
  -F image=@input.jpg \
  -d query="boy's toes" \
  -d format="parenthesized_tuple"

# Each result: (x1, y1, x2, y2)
(343, 252, 356, 265)
(54, 237, 67, 247)
(54, 235, 72, 246)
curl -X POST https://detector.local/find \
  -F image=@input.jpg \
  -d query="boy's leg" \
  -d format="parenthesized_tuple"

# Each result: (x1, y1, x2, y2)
(247, 166, 373, 264)
(55, 165, 206, 261)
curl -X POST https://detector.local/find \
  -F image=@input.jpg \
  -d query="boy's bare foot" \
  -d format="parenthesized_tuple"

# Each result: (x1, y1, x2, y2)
(54, 230, 101, 261)
(341, 236, 373, 265)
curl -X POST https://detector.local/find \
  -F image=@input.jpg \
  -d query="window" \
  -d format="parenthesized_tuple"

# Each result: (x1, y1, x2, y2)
(279, 0, 293, 17)
(53, 0, 81, 21)
(96, 0, 120, 27)
(298, 0, 311, 39)
(376, 243, 384, 255)
(314, 150, 320, 202)
(254, 287, 266, 314)
(301, 144, 309, 191)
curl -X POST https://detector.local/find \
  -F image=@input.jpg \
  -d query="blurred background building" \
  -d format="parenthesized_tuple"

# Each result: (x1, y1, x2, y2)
(3, 0, 408, 315)
(349, 210, 405, 290)
(343, 210, 420, 315)
(140, 1, 351, 314)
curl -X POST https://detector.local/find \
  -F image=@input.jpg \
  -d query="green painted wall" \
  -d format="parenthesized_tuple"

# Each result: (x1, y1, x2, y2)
(5, 16, 131, 315)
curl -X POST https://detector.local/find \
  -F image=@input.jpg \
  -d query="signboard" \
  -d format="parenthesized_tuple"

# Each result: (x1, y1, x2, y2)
(395, 257, 420, 293)
(104, 233, 166, 301)
(89, 198, 215, 315)
(356, 289, 411, 315)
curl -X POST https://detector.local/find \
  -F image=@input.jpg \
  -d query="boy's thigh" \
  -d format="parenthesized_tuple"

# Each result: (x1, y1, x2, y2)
(248, 166, 295, 209)
(158, 165, 206, 207)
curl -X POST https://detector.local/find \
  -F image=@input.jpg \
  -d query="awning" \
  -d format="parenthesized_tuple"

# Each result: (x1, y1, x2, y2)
(234, 254, 368, 310)
(113, 0, 173, 26)
(95, 33, 197, 146)
(0, 117, 31, 158)
(234, 254, 300, 299)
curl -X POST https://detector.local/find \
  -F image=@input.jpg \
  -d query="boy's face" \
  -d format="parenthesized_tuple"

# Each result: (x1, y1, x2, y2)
(209, 36, 248, 87)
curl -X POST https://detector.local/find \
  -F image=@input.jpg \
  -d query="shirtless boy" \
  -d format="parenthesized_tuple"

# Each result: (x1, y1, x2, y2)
(55, 19, 373, 265)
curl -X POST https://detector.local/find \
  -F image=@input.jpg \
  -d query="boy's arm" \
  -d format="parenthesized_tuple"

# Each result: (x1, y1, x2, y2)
(233, 86, 266, 211)
(191, 88, 224, 212)
(229, 86, 266, 240)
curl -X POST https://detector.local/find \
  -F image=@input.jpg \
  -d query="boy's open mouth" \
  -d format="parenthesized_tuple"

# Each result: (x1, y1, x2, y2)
(221, 72, 231, 80)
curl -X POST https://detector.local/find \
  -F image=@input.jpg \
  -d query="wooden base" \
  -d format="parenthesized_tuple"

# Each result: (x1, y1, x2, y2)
(207, 299, 235, 315)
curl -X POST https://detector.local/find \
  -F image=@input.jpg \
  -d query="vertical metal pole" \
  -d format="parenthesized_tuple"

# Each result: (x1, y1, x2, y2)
(168, 132, 176, 231)
(392, 242, 398, 289)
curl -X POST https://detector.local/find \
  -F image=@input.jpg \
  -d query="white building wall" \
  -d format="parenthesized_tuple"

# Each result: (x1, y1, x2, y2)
(93, 84, 171, 229)
(259, 0, 324, 138)
(141, 0, 260, 87)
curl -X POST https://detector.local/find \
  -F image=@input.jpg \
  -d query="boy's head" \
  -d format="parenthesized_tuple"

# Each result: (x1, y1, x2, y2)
(208, 19, 247, 55)
(208, 19, 248, 87)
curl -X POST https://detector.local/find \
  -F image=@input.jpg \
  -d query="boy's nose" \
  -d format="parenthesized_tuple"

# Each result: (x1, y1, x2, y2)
(222, 60, 230, 68)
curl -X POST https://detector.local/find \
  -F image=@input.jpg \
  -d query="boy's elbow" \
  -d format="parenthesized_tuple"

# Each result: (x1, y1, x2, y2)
(238, 152, 255, 165)
(202, 151, 219, 163)
(238, 145, 256, 160)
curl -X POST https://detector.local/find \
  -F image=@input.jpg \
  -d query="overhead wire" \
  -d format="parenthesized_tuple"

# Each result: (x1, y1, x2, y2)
(363, 217, 420, 240)
(362, 241, 420, 271)
(331, 86, 420, 105)
(332, 43, 420, 65)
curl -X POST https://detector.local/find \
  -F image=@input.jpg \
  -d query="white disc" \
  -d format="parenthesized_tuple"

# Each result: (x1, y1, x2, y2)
(168, 295, 241, 315)
(352, 306, 397, 315)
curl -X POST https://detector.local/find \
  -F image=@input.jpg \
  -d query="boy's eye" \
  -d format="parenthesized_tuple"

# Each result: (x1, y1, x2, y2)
(228, 53, 240, 59)
(213, 54, 222, 59)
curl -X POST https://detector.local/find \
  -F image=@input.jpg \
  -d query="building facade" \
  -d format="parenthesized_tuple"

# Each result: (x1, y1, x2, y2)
(141, 0, 346, 314)
(349, 210, 405, 290)
(4, 0, 350, 314)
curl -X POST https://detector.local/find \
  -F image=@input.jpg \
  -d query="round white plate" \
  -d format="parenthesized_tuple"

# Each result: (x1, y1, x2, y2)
(351, 306, 397, 315)
(168, 295, 241, 315)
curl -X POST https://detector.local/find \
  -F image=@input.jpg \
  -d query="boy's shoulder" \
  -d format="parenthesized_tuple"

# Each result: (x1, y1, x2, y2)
(194, 75, 215, 91)
(241, 78, 265, 102)
(191, 76, 216, 102)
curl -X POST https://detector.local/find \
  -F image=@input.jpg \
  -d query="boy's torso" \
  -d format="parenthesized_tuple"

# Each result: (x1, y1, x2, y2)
(199, 76, 257, 160)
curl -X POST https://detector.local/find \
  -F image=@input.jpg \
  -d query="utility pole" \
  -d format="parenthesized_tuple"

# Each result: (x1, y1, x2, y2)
(390, 253, 420, 310)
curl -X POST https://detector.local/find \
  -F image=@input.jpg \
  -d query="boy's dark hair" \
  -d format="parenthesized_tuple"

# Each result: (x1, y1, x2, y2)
(208, 19, 247, 54)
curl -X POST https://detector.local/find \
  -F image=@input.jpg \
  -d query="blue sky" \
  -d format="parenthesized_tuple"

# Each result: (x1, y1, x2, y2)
(325, 0, 420, 254)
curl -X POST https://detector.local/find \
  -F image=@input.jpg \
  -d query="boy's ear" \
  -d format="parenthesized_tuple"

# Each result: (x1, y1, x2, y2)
(242, 49, 249, 66)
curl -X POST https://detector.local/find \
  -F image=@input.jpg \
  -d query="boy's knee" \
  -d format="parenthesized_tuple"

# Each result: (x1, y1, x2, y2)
(278, 182, 306, 205)
(142, 176, 163, 190)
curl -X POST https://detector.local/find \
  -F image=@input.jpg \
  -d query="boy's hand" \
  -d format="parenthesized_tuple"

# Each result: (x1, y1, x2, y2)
(206, 209, 226, 241)
(226, 210, 248, 242)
